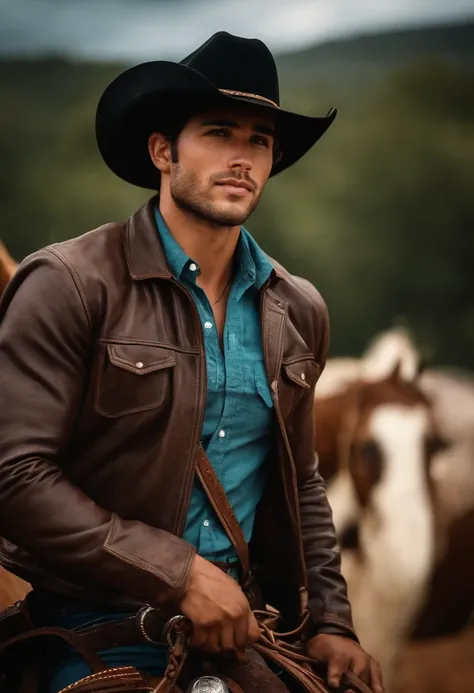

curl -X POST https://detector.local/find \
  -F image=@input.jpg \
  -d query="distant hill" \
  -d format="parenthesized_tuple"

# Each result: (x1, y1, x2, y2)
(1, 19, 474, 368)
(1, 19, 473, 98)
(276, 20, 474, 87)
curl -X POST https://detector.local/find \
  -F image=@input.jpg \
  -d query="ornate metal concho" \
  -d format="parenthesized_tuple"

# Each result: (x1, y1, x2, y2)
(187, 675, 230, 693)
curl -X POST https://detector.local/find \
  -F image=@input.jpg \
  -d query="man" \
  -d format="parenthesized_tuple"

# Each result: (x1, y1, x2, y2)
(0, 32, 383, 692)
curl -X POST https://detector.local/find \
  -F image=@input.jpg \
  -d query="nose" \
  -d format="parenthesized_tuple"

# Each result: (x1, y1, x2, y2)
(228, 144, 253, 172)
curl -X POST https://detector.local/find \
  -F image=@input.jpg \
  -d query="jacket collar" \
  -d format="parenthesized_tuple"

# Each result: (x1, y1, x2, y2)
(125, 196, 172, 280)
(125, 196, 285, 283)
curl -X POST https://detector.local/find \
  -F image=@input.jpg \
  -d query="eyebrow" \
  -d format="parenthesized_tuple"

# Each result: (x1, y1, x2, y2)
(200, 118, 276, 138)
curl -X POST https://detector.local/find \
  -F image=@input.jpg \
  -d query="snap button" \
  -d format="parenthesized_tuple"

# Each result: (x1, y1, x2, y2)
(218, 429, 226, 438)
(204, 321, 213, 330)
(300, 373, 306, 381)
(203, 519, 210, 527)
(189, 263, 197, 272)
(136, 361, 144, 369)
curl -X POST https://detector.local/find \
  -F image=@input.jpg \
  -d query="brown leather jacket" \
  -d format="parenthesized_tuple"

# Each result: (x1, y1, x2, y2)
(0, 199, 355, 638)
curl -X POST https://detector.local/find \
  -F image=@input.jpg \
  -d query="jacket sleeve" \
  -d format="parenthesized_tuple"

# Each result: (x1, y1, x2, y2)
(0, 249, 196, 606)
(295, 293, 358, 640)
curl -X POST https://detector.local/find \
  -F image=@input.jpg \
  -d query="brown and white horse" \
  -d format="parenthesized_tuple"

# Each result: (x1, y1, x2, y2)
(0, 241, 18, 298)
(315, 328, 474, 690)
(314, 329, 450, 689)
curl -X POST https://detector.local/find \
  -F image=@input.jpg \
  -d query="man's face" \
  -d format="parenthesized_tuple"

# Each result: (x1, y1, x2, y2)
(163, 106, 277, 227)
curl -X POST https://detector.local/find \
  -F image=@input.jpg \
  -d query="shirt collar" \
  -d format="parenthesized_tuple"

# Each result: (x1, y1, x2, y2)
(154, 204, 273, 289)
(154, 205, 193, 280)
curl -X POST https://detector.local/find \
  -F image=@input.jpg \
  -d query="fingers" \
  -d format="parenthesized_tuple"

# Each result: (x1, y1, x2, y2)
(234, 608, 250, 652)
(190, 623, 208, 650)
(191, 607, 255, 658)
(349, 656, 385, 693)
(247, 612, 261, 645)
(221, 619, 238, 654)
(205, 627, 221, 655)
(349, 656, 370, 684)
(179, 556, 258, 660)
(327, 654, 348, 689)
(369, 658, 385, 693)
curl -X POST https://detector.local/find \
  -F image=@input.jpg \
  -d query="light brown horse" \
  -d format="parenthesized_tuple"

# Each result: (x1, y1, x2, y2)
(315, 361, 444, 689)
(0, 241, 18, 297)
(314, 328, 474, 691)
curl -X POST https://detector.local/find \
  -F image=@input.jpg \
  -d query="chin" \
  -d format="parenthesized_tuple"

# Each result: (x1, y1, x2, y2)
(214, 200, 252, 225)
(212, 213, 248, 227)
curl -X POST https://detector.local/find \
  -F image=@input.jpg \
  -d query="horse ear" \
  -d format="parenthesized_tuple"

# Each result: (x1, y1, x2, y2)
(415, 351, 431, 379)
(388, 359, 402, 382)
(362, 327, 420, 383)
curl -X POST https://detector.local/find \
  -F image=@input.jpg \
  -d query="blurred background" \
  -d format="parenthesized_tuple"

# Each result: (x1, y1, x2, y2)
(1, 0, 474, 368)
(1, 2, 474, 692)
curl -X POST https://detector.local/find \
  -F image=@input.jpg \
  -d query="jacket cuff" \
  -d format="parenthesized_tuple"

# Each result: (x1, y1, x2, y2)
(314, 624, 359, 642)
(306, 614, 359, 643)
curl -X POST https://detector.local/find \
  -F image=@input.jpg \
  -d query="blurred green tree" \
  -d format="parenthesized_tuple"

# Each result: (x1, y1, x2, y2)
(1, 56, 473, 368)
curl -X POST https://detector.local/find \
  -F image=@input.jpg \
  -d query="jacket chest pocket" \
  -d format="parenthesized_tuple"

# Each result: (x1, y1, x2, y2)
(95, 343, 176, 418)
(278, 356, 321, 420)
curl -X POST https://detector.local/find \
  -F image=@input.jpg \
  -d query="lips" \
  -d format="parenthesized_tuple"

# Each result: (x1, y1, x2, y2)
(216, 178, 254, 193)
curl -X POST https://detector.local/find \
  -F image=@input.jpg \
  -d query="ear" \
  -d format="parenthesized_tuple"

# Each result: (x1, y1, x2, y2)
(388, 359, 402, 382)
(148, 132, 172, 174)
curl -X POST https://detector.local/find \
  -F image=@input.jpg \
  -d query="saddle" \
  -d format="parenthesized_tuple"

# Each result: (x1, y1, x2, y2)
(0, 446, 372, 693)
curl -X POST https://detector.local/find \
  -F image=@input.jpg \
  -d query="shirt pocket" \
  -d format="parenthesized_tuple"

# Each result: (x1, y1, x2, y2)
(95, 342, 176, 418)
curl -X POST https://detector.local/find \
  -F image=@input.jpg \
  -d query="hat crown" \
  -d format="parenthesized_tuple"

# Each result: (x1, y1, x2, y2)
(180, 31, 280, 107)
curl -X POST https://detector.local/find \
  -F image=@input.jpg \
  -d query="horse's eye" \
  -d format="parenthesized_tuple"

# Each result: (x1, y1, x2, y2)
(355, 439, 383, 484)
(359, 439, 382, 464)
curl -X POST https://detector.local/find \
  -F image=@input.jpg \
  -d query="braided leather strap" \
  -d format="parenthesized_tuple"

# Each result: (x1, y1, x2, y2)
(251, 612, 373, 693)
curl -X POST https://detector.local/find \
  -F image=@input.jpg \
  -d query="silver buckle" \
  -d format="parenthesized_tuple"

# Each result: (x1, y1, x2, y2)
(161, 614, 189, 648)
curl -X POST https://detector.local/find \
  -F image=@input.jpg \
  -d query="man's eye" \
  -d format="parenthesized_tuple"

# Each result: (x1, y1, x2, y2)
(252, 136, 270, 148)
(207, 129, 228, 137)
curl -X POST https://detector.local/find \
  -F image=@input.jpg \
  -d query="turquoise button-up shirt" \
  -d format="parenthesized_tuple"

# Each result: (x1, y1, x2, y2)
(46, 208, 276, 691)
(155, 206, 275, 567)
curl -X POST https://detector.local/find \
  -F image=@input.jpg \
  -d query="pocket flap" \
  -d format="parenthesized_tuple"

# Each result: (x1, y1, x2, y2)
(283, 358, 320, 389)
(107, 344, 176, 375)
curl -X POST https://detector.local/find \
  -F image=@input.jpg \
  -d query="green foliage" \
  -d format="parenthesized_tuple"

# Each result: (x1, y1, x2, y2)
(1, 36, 474, 368)
(252, 59, 474, 367)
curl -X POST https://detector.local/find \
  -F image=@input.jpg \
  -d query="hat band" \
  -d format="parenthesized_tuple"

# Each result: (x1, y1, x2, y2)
(219, 89, 279, 109)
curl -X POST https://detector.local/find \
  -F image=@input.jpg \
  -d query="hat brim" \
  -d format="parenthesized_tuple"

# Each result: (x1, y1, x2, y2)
(96, 60, 337, 190)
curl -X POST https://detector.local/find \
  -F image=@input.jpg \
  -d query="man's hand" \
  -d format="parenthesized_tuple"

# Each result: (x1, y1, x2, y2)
(307, 634, 384, 692)
(179, 554, 260, 658)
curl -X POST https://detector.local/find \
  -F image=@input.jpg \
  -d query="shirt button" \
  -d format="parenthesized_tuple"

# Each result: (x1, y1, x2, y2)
(189, 263, 197, 272)
(203, 519, 210, 527)
(135, 361, 144, 369)
(218, 429, 226, 438)
(204, 321, 213, 330)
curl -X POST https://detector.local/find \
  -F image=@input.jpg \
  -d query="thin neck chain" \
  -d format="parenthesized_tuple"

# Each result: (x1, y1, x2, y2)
(213, 275, 233, 305)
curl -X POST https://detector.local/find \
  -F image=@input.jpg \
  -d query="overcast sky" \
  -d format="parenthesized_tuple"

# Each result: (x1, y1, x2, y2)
(1, 0, 474, 61)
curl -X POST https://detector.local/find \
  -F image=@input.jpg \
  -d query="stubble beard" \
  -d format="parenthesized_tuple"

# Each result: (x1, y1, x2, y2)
(170, 165, 261, 228)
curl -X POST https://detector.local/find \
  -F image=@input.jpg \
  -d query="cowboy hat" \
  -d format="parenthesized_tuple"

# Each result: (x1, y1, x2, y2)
(96, 31, 337, 189)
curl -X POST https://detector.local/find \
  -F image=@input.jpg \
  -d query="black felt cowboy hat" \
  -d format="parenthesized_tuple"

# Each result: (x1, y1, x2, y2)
(96, 31, 337, 189)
